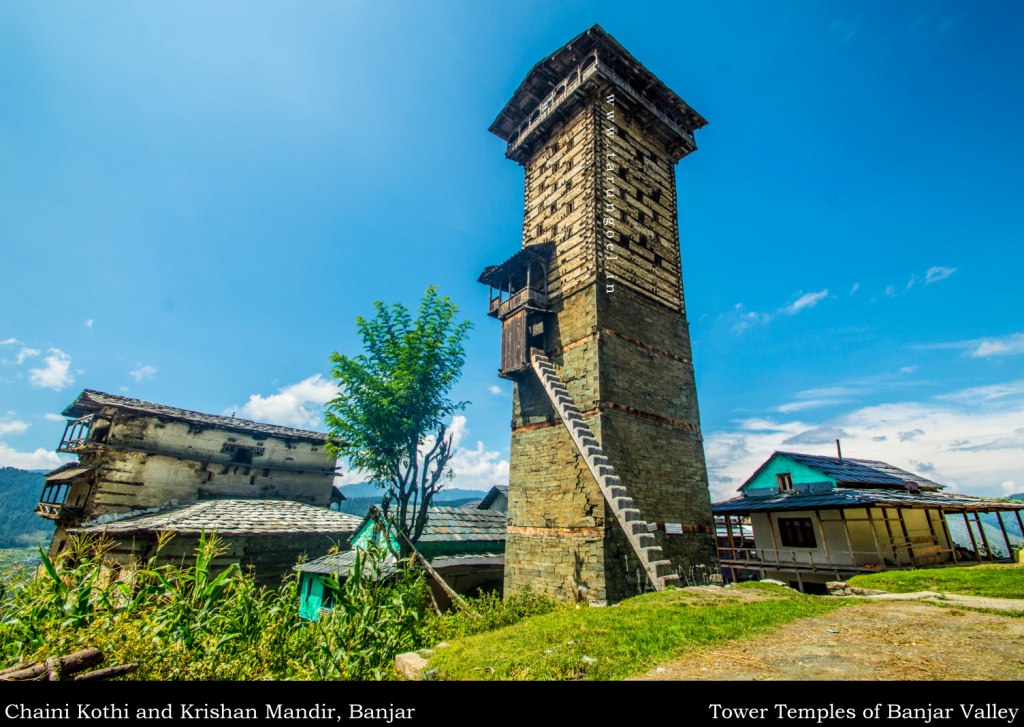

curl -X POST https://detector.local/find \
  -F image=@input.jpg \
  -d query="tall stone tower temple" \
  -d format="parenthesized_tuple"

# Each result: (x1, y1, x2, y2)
(479, 25, 718, 602)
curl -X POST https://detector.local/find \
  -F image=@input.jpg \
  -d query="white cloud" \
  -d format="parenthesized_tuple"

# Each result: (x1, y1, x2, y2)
(0, 418, 30, 437)
(16, 347, 40, 365)
(1002, 480, 1020, 497)
(0, 443, 68, 470)
(915, 333, 1024, 359)
(235, 374, 338, 429)
(729, 304, 772, 334)
(849, 282, 860, 295)
(443, 415, 508, 490)
(130, 364, 158, 382)
(776, 399, 846, 414)
(28, 348, 74, 390)
(782, 289, 829, 316)
(43, 413, 66, 422)
(0, 338, 19, 346)
(85, 319, 94, 329)
(971, 333, 1024, 358)
(332, 414, 509, 492)
(705, 379, 1024, 501)
(925, 266, 957, 284)
(488, 385, 504, 396)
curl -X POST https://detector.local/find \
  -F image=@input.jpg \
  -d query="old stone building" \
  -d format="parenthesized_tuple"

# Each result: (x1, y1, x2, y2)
(480, 25, 718, 603)
(36, 389, 340, 565)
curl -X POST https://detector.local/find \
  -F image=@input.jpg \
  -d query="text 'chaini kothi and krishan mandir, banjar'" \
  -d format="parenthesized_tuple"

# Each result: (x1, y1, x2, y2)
(479, 25, 718, 604)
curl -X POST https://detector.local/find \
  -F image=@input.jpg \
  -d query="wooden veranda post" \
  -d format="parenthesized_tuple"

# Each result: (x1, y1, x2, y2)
(938, 510, 959, 564)
(894, 509, 917, 567)
(963, 511, 982, 563)
(838, 509, 856, 567)
(865, 507, 885, 566)
(974, 511, 994, 561)
(996, 511, 1014, 560)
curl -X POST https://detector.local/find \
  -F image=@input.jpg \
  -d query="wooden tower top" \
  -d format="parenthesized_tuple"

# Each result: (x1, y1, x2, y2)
(489, 24, 708, 164)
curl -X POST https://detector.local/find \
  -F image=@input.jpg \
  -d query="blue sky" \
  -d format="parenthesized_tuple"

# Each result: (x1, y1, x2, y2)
(2, 2, 1022, 499)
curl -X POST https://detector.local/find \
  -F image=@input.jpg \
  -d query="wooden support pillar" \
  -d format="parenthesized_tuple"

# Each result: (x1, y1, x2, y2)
(974, 511, 994, 562)
(963, 511, 982, 563)
(996, 511, 1013, 561)
(814, 510, 833, 569)
(724, 515, 737, 572)
(865, 507, 885, 567)
(880, 508, 898, 562)
(894, 508, 917, 567)
(838, 509, 856, 567)
(766, 512, 780, 567)
(938, 510, 959, 564)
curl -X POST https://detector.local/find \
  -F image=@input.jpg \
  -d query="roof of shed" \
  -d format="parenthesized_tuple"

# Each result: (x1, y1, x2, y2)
(477, 484, 509, 510)
(747, 451, 945, 491)
(713, 488, 1024, 514)
(62, 389, 333, 443)
(69, 499, 362, 536)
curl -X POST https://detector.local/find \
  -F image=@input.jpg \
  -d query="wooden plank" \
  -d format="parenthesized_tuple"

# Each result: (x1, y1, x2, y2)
(813, 510, 833, 569)
(864, 507, 885, 566)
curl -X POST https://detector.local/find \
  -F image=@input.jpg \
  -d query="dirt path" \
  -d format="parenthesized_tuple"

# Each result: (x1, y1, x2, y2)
(635, 601, 1024, 681)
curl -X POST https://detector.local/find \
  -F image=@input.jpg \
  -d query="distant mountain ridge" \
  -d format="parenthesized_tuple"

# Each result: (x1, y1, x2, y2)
(336, 482, 493, 502)
(0, 467, 54, 548)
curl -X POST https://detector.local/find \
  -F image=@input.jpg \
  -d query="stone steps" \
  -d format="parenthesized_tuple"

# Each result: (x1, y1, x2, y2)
(529, 349, 677, 592)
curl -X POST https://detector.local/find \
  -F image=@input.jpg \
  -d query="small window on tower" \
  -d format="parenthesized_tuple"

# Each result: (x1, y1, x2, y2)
(564, 179, 572, 192)
(635, 148, 643, 162)
(619, 232, 629, 245)
(638, 211, 646, 225)
(617, 127, 626, 139)
(651, 189, 662, 204)
(550, 203, 556, 215)
(566, 201, 574, 214)
(566, 137, 574, 149)
(636, 190, 644, 203)
(535, 223, 543, 238)
(618, 166, 627, 180)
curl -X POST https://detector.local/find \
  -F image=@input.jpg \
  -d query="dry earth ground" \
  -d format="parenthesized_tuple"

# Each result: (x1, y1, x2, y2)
(636, 599, 1024, 681)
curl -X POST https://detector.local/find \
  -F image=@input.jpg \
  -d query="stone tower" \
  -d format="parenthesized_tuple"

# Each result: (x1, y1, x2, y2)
(479, 25, 718, 603)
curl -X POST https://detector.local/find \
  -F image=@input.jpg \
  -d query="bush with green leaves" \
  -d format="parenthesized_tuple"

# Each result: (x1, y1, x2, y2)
(0, 535, 429, 680)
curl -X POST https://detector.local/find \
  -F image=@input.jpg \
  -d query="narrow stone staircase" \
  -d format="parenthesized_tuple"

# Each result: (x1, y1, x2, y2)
(530, 349, 680, 591)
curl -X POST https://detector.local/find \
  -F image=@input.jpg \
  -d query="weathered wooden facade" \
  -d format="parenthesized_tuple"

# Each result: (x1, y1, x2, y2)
(480, 25, 717, 603)
(37, 389, 339, 562)
(714, 451, 1024, 592)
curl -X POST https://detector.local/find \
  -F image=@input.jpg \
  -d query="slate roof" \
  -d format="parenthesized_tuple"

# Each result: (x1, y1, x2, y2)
(69, 499, 362, 536)
(408, 507, 507, 544)
(713, 488, 1024, 515)
(62, 389, 332, 443)
(750, 451, 945, 491)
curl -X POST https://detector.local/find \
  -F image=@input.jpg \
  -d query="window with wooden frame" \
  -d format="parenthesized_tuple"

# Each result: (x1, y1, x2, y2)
(778, 517, 817, 548)
(776, 472, 794, 491)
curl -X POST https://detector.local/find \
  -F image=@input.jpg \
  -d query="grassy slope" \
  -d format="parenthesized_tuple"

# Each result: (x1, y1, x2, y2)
(848, 563, 1024, 599)
(428, 583, 846, 681)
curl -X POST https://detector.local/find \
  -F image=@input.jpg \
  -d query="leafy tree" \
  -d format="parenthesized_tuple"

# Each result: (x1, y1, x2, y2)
(325, 286, 472, 557)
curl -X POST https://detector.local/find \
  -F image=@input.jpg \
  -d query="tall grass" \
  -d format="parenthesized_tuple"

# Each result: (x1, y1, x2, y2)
(0, 535, 429, 680)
